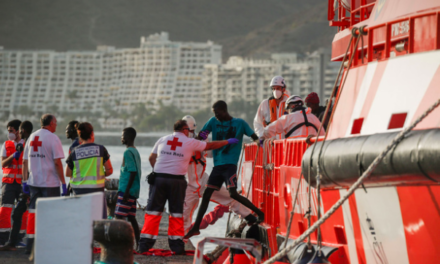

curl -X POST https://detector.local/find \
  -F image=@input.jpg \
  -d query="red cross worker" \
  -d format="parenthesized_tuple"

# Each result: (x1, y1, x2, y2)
(139, 120, 238, 254)
(22, 114, 65, 253)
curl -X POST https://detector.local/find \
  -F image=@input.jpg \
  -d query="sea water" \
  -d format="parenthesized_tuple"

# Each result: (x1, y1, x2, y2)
(0, 145, 227, 251)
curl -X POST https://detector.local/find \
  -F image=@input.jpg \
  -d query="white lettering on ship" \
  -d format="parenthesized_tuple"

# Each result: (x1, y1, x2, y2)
(75, 146, 100, 159)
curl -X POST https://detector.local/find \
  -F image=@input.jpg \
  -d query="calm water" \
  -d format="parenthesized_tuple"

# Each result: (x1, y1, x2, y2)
(0, 145, 228, 251)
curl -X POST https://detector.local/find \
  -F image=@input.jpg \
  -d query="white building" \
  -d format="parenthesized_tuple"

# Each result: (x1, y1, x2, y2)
(0, 32, 221, 115)
(202, 49, 340, 108)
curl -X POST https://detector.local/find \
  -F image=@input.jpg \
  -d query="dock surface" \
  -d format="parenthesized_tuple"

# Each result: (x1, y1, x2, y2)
(0, 211, 195, 264)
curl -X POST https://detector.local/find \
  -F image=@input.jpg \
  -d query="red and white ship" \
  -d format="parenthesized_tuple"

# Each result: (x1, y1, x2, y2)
(213, 0, 440, 263)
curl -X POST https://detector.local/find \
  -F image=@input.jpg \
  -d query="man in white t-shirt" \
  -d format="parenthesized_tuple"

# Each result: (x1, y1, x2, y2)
(139, 120, 238, 254)
(22, 114, 66, 254)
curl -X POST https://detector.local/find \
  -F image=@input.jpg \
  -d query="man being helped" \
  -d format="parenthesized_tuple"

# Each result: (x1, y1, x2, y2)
(115, 127, 141, 249)
(65, 122, 113, 219)
(139, 120, 239, 254)
(65, 120, 80, 154)
(0, 121, 33, 251)
(305, 92, 329, 129)
(254, 76, 290, 139)
(261, 95, 325, 140)
(0, 120, 25, 245)
(185, 100, 264, 240)
(181, 115, 255, 234)
(22, 114, 67, 253)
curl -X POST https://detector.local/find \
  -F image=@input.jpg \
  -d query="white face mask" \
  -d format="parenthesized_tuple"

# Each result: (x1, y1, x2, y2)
(8, 132, 16, 141)
(273, 90, 283, 99)
(188, 132, 195, 138)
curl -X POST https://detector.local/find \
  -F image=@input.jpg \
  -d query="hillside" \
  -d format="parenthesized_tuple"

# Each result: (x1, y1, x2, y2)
(0, 0, 336, 59)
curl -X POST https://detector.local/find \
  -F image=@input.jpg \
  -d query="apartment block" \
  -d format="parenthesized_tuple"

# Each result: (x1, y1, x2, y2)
(202, 49, 340, 108)
(0, 32, 221, 115)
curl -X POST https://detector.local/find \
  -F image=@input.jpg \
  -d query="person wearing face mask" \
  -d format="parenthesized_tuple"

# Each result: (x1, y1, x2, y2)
(261, 95, 325, 140)
(253, 76, 290, 139)
(0, 121, 33, 251)
(181, 115, 255, 235)
(139, 120, 238, 254)
(0, 120, 24, 246)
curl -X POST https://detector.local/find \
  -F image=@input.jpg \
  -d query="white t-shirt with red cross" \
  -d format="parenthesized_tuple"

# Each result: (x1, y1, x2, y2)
(152, 132, 207, 176)
(23, 128, 65, 187)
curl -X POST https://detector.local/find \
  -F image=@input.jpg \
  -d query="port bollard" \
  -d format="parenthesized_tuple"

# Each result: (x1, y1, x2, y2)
(94, 220, 134, 264)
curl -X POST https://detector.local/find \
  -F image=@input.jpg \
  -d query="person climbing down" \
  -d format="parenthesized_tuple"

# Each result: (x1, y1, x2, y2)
(181, 115, 255, 234)
(184, 100, 264, 240)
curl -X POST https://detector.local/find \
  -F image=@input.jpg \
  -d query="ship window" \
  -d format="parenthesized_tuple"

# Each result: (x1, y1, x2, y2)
(388, 113, 407, 129)
(351, 118, 364, 135)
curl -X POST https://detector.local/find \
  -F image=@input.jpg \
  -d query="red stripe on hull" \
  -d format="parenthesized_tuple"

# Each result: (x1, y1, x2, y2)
(359, 61, 388, 118)
(328, 66, 368, 140)
(348, 194, 367, 264)
(412, 65, 440, 129)
(397, 186, 440, 263)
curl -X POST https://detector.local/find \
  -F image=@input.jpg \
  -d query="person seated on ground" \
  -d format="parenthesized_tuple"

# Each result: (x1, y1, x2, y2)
(65, 122, 113, 219)
(184, 100, 264, 240)
(261, 95, 325, 140)
(114, 127, 141, 249)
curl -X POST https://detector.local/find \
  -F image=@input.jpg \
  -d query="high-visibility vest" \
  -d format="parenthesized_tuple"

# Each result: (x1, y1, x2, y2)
(70, 145, 106, 188)
(268, 94, 289, 124)
(2, 140, 22, 184)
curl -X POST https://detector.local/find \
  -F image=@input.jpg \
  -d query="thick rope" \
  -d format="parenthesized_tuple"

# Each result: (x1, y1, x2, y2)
(264, 97, 440, 264)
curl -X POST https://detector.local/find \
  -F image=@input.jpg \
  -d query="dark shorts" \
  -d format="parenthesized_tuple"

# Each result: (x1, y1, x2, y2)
(206, 164, 238, 190)
(115, 191, 137, 217)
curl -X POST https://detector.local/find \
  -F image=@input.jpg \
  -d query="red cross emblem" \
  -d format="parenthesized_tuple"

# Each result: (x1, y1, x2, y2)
(30, 136, 42, 152)
(167, 137, 182, 151)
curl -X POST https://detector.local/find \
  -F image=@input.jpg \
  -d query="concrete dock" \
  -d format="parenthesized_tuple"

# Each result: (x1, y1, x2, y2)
(0, 211, 195, 264)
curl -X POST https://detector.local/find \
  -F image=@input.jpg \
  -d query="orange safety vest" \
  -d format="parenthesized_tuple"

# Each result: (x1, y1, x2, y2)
(268, 94, 289, 125)
(2, 140, 23, 184)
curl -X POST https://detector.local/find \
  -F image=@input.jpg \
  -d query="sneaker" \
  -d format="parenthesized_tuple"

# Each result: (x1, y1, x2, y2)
(16, 241, 26, 248)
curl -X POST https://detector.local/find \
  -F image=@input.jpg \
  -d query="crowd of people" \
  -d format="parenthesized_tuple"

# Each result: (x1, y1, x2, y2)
(0, 75, 328, 255)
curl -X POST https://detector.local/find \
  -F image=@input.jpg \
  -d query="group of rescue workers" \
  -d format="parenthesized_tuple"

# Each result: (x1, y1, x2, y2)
(0, 75, 327, 255)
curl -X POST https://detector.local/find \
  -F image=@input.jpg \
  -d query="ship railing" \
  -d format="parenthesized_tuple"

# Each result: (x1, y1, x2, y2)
(242, 136, 324, 231)
(328, 0, 376, 31)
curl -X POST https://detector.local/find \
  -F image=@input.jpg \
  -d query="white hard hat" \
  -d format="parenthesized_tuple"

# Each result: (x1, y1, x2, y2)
(182, 115, 196, 131)
(285, 95, 304, 109)
(270, 76, 286, 88)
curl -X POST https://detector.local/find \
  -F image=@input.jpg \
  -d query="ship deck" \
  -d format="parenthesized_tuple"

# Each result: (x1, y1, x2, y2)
(0, 211, 195, 264)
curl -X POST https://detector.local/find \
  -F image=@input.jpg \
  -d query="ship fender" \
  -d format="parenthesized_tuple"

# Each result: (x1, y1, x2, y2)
(302, 129, 440, 187)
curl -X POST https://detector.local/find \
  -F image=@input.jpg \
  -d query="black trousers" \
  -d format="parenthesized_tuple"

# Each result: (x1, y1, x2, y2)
(8, 194, 28, 247)
(0, 182, 22, 245)
(26, 186, 60, 253)
(139, 174, 187, 254)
